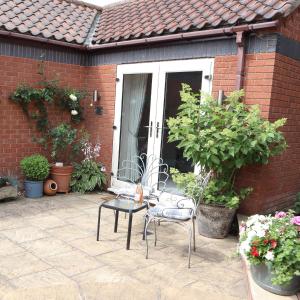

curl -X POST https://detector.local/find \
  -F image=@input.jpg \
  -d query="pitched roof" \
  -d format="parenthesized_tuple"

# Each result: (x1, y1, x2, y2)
(0, 0, 100, 45)
(93, 0, 300, 44)
(0, 0, 299, 46)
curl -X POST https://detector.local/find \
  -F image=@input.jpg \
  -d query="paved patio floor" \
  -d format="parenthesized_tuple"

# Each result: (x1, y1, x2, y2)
(0, 193, 247, 300)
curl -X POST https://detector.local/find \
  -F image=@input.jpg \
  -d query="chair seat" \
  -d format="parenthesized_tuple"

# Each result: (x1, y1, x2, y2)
(107, 186, 151, 198)
(148, 205, 193, 221)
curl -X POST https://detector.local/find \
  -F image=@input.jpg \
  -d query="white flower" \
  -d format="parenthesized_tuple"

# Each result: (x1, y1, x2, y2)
(240, 240, 251, 254)
(256, 229, 266, 238)
(265, 251, 274, 261)
(71, 110, 78, 116)
(69, 94, 77, 101)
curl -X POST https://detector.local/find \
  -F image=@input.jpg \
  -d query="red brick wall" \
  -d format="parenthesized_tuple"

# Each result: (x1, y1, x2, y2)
(0, 55, 85, 178)
(84, 65, 117, 173)
(213, 51, 300, 214)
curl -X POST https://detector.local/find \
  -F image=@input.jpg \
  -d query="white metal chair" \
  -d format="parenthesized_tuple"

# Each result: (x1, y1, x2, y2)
(108, 153, 169, 206)
(144, 169, 211, 268)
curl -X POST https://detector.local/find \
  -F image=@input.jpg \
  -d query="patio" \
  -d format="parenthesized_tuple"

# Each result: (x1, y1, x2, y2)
(0, 193, 246, 300)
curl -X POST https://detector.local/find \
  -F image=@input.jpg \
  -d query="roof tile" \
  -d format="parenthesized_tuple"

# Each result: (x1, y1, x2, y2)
(0, 0, 299, 46)
(0, 0, 100, 45)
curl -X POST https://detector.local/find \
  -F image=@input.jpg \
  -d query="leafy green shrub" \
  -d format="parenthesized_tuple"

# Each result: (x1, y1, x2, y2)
(168, 86, 287, 208)
(39, 123, 88, 164)
(71, 160, 106, 193)
(20, 155, 50, 181)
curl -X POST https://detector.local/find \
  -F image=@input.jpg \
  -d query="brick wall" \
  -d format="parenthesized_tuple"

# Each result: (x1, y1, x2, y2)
(84, 65, 117, 174)
(0, 55, 85, 178)
(212, 50, 300, 214)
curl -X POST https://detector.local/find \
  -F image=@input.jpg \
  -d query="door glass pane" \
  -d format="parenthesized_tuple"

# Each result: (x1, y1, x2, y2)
(118, 74, 152, 183)
(159, 72, 202, 193)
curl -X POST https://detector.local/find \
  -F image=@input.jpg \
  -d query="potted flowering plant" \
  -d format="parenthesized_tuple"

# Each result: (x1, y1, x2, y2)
(71, 141, 106, 193)
(239, 212, 300, 296)
(48, 123, 88, 193)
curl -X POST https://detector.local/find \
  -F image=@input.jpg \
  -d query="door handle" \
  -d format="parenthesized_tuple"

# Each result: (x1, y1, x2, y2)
(156, 122, 160, 138)
(144, 121, 153, 137)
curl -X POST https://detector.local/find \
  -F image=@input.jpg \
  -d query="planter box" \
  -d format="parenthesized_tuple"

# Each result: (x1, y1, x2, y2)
(0, 186, 18, 200)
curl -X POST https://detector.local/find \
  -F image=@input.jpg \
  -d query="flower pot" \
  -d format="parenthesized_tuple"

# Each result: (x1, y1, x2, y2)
(197, 203, 236, 238)
(50, 165, 73, 193)
(43, 179, 58, 196)
(24, 180, 43, 198)
(250, 264, 300, 296)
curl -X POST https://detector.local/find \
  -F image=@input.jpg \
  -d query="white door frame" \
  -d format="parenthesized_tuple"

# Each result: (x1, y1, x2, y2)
(111, 58, 214, 190)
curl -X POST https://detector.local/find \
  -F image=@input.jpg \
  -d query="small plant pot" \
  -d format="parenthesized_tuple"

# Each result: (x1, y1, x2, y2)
(50, 165, 73, 193)
(43, 179, 58, 196)
(197, 203, 236, 238)
(251, 264, 300, 296)
(24, 180, 43, 198)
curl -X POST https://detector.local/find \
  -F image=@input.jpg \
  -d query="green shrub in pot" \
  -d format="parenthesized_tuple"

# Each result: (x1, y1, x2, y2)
(167, 86, 287, 238)
(20, 154, 50, 198)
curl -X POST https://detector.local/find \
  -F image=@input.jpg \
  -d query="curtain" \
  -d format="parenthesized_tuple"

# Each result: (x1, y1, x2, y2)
(119, 74, 148, 181)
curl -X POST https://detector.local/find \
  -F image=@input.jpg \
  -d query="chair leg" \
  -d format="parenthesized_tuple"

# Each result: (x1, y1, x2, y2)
(145, 217, 151, 259)
(96, 205, 102, 241)
(154, 220, 157, 246)
(192, 217, 196, 252)
(188, 226, 192, 268)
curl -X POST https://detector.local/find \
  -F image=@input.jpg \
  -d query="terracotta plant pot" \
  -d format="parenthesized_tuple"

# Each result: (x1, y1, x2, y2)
(43, 179, 58, 196)
(197, 203, 236, 238)
(251, 264, 300, 296)
(50, 165, 73, 193)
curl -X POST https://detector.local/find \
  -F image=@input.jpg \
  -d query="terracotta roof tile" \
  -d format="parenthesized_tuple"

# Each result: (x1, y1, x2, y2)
(0, 0, 299, 46)
(0, 0, 101, 45)
(93, 0, 300, 44)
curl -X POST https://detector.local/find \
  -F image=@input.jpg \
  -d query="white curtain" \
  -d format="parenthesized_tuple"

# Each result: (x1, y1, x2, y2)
(119, 74, 148, 181)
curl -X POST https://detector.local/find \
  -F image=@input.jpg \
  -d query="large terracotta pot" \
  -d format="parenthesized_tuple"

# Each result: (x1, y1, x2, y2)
(197, 203, 236, 238)
(251, 264, 300, 296)
(50, 165, 73, 193)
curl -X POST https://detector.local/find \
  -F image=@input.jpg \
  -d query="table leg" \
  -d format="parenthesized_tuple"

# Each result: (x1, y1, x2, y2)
(96, 205, 102, 241)
(114, 210, 119, 233)
(142, 217, 147, 240)
(126, 212, 133, 250)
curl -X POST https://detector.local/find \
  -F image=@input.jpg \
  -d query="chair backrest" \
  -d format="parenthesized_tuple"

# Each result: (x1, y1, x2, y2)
(189, 168, 212, 211)
(116, 153, 169, 195)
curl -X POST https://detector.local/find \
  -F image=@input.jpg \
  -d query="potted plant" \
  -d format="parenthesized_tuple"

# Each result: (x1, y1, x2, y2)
(167, 86, 287, 238)
(20, 154, 50, 198)
(239, 212, 300, 295)
(48, 123, 87, 193)
(71, 141, 106, 193)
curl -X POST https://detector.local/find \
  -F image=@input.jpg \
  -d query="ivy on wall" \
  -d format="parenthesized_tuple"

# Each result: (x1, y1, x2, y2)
(10, 80, 86, 132)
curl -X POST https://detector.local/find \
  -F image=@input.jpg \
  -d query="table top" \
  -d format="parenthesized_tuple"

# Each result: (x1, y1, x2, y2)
(101, 198, 148, 213)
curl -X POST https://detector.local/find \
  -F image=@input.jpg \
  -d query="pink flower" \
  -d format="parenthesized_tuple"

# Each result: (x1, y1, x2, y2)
(290, 216, 300, 226)
(275, 211, 287, 218)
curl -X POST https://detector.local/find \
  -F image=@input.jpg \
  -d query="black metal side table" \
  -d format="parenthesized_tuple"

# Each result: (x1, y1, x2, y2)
(96, 197, 148, 250)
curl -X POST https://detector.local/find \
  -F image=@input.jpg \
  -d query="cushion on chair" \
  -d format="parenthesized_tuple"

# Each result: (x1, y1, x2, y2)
(148, 205, 193, 221)
(107, 186, 151, 198)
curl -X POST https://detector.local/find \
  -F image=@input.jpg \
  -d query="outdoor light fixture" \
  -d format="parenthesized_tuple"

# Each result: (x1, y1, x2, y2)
(91, 90, 103, 115)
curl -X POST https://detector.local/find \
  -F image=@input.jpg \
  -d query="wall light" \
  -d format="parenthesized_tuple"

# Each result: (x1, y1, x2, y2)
(91, 90, 103, 115)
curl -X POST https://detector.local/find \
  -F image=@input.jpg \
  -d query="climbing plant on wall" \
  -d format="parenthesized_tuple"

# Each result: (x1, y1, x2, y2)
(10, 80, 86, 132)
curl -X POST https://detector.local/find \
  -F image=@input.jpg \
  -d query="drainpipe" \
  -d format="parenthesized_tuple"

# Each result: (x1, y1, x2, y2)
(236, 31, 245, 90)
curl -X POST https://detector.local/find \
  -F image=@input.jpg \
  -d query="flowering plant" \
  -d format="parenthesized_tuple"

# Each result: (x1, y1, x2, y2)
(71, 140, 106, 193)
(239, 212, 300, 285)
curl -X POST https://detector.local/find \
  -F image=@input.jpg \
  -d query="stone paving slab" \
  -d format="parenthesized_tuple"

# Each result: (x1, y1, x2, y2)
(0, 193, 247, 299)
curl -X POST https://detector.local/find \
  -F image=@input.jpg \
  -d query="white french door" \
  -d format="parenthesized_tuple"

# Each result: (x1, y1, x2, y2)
(111, 59, 214, 194)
